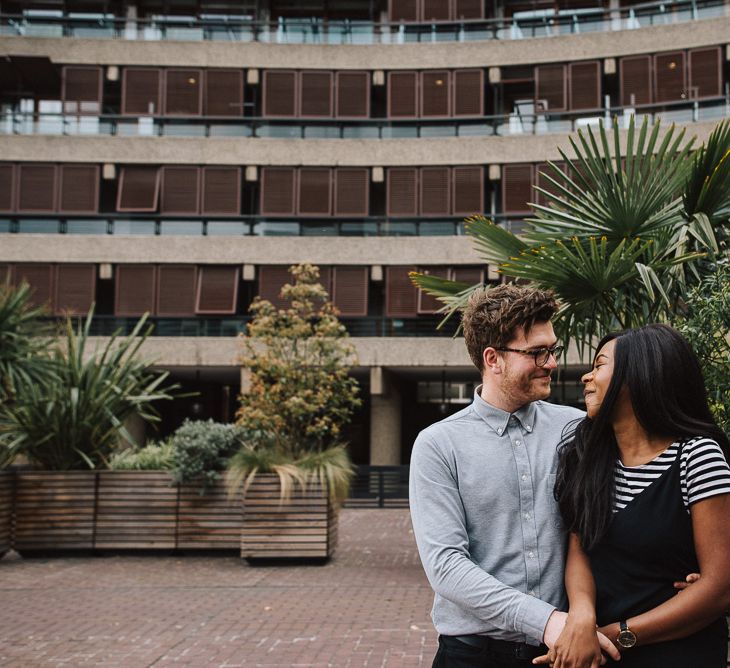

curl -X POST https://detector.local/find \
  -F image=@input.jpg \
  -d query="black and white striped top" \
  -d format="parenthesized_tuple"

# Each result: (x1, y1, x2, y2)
(613, 436, 730, 513)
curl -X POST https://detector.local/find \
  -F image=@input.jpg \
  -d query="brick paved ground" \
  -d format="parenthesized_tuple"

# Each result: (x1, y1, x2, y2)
(0, 509, 437, 667)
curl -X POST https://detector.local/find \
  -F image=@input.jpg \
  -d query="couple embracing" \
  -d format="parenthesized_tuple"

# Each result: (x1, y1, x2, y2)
(410, 284, 730, 668)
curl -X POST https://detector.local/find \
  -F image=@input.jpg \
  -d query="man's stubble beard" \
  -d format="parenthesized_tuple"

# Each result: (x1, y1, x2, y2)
(501, 365, 552, 407)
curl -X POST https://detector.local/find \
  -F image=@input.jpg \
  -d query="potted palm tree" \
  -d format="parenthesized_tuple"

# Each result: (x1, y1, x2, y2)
(228, 263, 361, 561)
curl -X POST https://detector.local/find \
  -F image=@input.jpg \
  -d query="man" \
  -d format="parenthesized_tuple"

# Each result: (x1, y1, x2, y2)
(409, 284, 620, 667)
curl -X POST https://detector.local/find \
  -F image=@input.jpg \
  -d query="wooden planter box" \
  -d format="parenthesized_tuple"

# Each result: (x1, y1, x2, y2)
(241, 474, 338, 561)
(0, 471, 13, 557)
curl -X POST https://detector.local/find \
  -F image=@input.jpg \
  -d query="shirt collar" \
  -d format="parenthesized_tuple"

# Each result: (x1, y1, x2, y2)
(472, 385, 537, 436)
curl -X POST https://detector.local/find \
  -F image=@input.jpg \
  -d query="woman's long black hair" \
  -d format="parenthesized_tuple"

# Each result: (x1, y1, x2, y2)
(555, 323, 730, 551)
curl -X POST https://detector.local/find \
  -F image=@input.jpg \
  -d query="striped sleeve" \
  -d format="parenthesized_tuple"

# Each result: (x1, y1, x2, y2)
(680, 437, 730, 507)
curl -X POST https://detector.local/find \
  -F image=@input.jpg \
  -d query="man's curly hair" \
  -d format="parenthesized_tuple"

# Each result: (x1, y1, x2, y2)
(462, 284, 558, 373)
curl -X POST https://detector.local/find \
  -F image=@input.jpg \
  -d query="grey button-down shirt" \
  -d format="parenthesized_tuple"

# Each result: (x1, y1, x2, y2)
(409, 388, 585, 644)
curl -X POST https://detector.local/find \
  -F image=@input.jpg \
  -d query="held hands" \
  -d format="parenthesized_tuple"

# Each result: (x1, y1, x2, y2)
(534, 611, 621, 667)
(673, 572, 700, 592)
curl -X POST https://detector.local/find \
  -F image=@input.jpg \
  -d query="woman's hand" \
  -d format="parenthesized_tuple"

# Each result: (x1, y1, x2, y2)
(533, 614, 616, 667)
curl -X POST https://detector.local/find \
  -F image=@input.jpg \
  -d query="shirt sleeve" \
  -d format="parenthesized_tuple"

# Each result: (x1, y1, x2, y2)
(681, 437, 730, 507)
(409, 431, 556, 643)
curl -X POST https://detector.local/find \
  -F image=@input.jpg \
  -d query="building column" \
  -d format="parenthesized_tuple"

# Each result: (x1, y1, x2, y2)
(368, 366, 402, 465)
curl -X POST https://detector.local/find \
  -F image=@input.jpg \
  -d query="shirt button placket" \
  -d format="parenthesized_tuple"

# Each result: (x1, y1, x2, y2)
(512, 421, 539, 592)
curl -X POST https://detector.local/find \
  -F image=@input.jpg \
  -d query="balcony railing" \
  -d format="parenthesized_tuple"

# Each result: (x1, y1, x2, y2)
(3, 96, 729, 140)
(0, 0, 726, 44)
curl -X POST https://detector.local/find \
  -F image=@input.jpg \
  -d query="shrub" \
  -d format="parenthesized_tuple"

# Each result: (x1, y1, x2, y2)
(109, 439, 175, 470)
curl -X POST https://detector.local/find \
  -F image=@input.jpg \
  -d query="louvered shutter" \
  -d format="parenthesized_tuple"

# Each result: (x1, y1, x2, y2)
(422, 0, 450, 21)
(0, 264, 11, 285)
(115, 265, 156, 316)
(332, 266, 368, 317)
(62, 66, 102, 114)
(389, 0, 418, 21)
(502, 164, 534, 214)
(161, 166, 200, 215)
(620, 56, 652, 106)
(388, 72, 418, 118)
(164, 69, 202, 116)
(202, 167, 240, 216)
(257, 265, 291, 310)
(196, 266, 239, 314)
(417, 266, 449, 314)
(535, 162, 565, 207)
(453, 69, 483, 117)
(420, 167, 451, 216)
(263, 71, 297, 117)
(299, 71, 333, 117)
(421, 71, 451, 117)
(297, 168, 332, 216)
(157, 265, 197, 316)
(385, 266, 418, 317)
(689, 47, 722, 99)
(452, 266, 484, 285)
(334, 168, 368, 216)
(387, 168, 418, 216)
(204, 69, 243, 117)
(59, 164, 99, 213)
(336, 71, 370, 118)
(453, 166, 483, 216)
(18, 164, 56, 212)
(0, 164, 15, 212)
(122, 68, 161, 115)
(54, 264, 95, 315)
(318, 266, 333, 297)
(117, 166, 160, 212)
(654, 52, 686, 103)
(15, 264, 53, 310)
(535, 64, 566, 111)
(569, 61, 600, 110)
(261, 168, 296, 215)
(454, 0, 484, 19)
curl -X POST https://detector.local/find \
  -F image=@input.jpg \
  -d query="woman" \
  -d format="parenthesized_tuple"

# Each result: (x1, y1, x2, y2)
(535, 324, 730, 668)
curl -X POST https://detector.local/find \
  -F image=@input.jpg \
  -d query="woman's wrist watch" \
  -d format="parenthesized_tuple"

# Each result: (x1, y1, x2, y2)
(616, 620, 637, 649)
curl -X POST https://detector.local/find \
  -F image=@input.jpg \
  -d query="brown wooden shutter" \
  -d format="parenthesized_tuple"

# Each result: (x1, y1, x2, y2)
(569, 61, 600, 110)
(164, 69, 202, 116)
(385, 266, 418, 317)
(502, 164, 534, 214)
(62, 66, 102, 114)
(122, 68, 161, 115)
(196, 266, 239, 314)
(689, 47, 722, 99)
(297, 168, 332, 216)
(417, 266, 449, 314)
(115, 265, 157, 316)
(453, 69, 484, 117)
(204, 69, 243, 117)
(318, 266, 333, 297)
(54, 264, 95, 315)
(620, 55, 652, 106)
(332, 266, 368, 317)
(334, 168, 369, 216)
(263, 71, 297, 117)
(257, 265, 291, 310)
(0, 264, 12, 285)
(18, 164, 56, 212)
(335, 71, 370, 118)
(388, 72, 419, 118)
(454, 0, 484, 19)
(535, 64, 566, 112)
(420, 167, 451, 216)
(422, 0, 450, 21)
(15, 264, 53, 310)
(453, 166, 483, 216)
(452, 266, 484, 285)
(421, 71, 451, 117)
(157, 265, 197, 316)
(299, 71, 333, 117)
(161, 166, 200, 215)
(389, 0, 418, 21)
(59, 164, 99, 214)
(654, 52, 686, 103)
(261, 168, 296, 215)
(201, 167, 240, 216)
(387, 168, 418, 216)
(0, 164, 15, 212)
(117, 166, 160, 212)
(535, 162, 565, 207)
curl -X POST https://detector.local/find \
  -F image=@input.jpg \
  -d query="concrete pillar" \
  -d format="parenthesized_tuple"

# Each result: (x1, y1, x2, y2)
(368, 367, 402, 465)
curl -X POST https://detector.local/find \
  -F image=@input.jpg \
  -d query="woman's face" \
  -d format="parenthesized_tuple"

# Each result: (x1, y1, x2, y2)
(581, 338, 617, 419)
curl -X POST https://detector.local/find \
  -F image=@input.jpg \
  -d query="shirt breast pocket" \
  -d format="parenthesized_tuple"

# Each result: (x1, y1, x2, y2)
(547, 473, 564, 529)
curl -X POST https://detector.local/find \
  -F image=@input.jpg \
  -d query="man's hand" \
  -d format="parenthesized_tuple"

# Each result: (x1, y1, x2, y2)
(673, 572, 700, 592)
(535, 612, 621, 667)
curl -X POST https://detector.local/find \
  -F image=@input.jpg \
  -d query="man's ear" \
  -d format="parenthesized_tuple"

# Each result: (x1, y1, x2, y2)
(483, 347, 502, 374)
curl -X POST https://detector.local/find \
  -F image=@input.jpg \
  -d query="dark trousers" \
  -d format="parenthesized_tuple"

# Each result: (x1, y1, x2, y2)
(432, 635, 547, 668)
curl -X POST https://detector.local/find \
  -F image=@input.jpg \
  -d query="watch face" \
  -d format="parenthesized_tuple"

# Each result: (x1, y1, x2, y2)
(617, 630, 637, 648)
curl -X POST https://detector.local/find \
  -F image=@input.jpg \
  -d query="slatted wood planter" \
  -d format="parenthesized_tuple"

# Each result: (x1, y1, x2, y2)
(177, 482, 241, 550)
(241, 474, 338, 561)
(0, 471, 14, 556)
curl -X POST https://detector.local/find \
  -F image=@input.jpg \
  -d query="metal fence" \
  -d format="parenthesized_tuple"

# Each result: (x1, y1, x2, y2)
(345, 466, 410, 508)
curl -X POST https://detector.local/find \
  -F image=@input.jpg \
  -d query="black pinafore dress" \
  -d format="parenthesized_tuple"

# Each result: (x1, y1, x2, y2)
(587, 442, 728, 667)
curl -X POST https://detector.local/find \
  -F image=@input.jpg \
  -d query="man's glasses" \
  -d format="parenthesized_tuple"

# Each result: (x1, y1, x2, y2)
(494, 345, 565, 367)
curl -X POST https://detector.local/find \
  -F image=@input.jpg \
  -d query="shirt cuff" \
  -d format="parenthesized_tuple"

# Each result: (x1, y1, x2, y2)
(516, 596, 556, 645)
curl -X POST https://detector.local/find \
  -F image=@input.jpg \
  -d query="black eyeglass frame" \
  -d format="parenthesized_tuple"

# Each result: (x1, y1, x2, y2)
(494, 344, 565, 367)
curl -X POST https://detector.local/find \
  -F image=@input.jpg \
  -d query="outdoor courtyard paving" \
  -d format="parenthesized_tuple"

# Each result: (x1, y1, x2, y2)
(0, 508, 437, 667)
